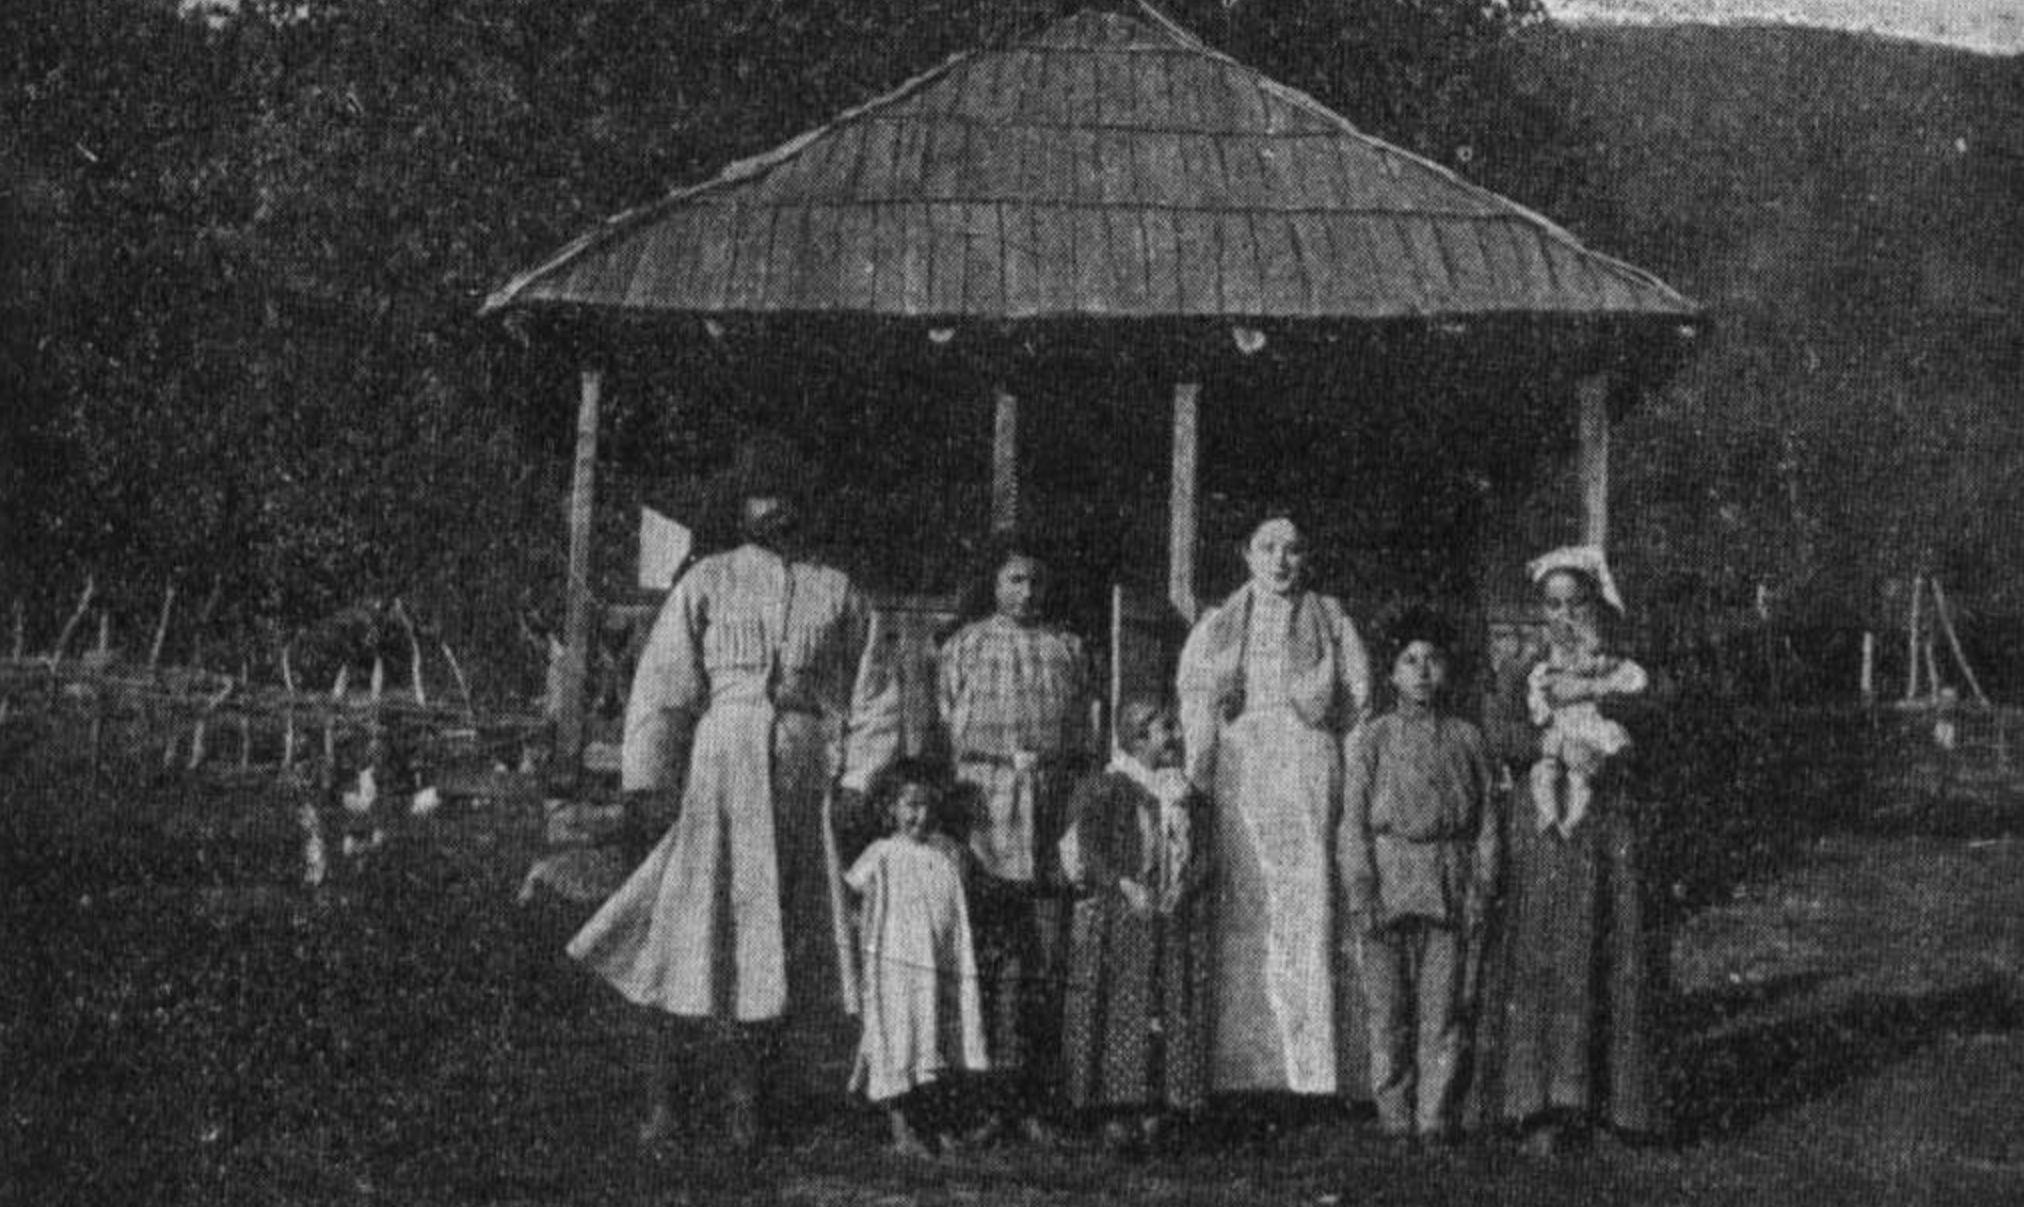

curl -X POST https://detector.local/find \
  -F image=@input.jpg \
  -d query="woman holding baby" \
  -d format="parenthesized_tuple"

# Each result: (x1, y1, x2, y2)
(1476, 545, 1667, 1154)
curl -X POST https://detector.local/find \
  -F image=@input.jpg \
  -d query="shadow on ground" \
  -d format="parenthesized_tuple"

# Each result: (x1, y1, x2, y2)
(8, 737, 2024, 1204)
(1666, 975, 2024, 1145)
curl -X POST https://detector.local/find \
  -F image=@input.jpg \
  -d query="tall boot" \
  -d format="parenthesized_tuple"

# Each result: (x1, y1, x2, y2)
(637, 1011, 677, 1147)
(726, 1074, 760, 1152)
(723, 1024, 772, 1152)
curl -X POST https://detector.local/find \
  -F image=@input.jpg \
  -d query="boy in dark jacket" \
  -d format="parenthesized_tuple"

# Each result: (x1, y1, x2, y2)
(1338, 612, 1499, 1146)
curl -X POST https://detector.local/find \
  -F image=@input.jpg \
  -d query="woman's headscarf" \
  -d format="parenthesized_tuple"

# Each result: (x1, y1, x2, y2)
(1526, 545, 1624, 614)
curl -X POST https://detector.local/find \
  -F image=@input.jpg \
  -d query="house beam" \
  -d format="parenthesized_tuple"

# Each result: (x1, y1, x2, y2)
(991, 385, 1019, 533)
(1170, 382, 1201, 620)
(559, 366, 602, 772)
(1578, 373, 1610, 548)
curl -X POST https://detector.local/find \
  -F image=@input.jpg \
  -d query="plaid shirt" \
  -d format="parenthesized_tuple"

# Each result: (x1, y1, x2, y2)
(938, 614, 1092, 762)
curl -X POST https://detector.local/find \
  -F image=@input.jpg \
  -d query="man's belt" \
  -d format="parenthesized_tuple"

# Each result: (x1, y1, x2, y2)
(1370, 828, 1474, 844)
(956, 749, 1068, 769)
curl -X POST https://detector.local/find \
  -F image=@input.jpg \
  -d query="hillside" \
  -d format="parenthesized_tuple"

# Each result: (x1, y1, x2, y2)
(1516, 22, 2021, 319)
(1503, 22, 2024, 624)
(6, 6, 2021, 693)
(1548, 0, 2024, 57)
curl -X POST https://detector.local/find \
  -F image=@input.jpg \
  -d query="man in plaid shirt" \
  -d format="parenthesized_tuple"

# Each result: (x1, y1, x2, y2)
(938, 537, 1093, 1143)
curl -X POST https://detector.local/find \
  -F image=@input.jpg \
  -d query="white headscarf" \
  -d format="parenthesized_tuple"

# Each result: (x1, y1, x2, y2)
(1527, 545, 1625, 614)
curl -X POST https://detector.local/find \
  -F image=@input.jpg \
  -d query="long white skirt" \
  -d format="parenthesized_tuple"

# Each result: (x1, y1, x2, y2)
(1210, 705, 1344, 1095)
(567, 702, 845, 1025)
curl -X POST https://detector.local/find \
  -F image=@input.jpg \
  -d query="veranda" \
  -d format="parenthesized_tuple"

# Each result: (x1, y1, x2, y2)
(480, 4, 1701, 771)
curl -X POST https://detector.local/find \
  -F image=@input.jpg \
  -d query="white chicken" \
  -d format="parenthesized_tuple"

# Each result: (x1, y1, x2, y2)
(341, 766, 378, 815)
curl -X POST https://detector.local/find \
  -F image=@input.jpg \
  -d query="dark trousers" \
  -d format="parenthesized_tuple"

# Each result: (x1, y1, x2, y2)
(1354, 919, 1473, 1135)
(971, 877, 1068, 1109)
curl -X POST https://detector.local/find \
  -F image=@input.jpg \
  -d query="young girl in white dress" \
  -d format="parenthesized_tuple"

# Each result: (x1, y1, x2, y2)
(846, 758, 989, 1157)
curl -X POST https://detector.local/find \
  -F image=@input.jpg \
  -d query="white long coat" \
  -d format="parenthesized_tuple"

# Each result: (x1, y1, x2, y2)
(567, 544, 900, 1022)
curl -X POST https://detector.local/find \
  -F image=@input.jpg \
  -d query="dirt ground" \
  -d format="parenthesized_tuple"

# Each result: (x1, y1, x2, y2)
(6, 742, 2024, 1207)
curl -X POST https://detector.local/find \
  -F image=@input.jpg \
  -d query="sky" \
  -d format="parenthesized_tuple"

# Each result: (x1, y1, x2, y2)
(1545, 0, 2024, 54)
(170, 1, 2024, 55)
(171, 2, 2024, 55)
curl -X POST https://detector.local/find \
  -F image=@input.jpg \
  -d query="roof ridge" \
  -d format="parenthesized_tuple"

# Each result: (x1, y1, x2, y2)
(482, 2, 1699, 321)
(1023, 2, 1202, 49)
(1131, 0, 1212, 54)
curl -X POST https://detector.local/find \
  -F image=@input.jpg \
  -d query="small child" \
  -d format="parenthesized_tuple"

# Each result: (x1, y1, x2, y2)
(1524, 547, 1648, 837)
(845, 758, 989, 1158)
(1057, 699, 1212, 1154)
(1339, 611, 1499, 1146)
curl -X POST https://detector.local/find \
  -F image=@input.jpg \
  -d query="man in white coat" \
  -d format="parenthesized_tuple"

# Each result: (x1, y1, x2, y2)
(568, 438, 901, 1150)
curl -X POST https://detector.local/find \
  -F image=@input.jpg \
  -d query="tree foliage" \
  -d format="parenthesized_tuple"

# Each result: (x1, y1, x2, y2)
(1, 0, 1587, 686)
(1557, 25, 2024, 635)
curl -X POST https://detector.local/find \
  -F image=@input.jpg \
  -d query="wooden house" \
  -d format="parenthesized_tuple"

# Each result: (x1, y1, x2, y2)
(481, 3, 1701, 766)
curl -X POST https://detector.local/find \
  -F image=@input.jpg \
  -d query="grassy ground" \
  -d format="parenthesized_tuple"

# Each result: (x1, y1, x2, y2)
(5, 731, 2024, 1207)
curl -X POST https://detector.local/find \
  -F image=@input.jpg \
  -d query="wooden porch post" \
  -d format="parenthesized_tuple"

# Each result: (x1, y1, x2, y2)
(1578, 373, 1610, 548)
(991, 385, 1019, 533)
(559, 366, 602, 772)
(1169, 382, 1201, 620)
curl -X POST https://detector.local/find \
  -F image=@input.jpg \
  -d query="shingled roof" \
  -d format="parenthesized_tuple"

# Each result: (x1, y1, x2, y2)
(481, 4, 1697, 324)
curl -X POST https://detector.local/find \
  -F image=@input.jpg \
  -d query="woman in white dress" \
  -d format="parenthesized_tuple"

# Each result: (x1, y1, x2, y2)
(567, 441, 900, 1150)
(1178, 510, 1372, 1097)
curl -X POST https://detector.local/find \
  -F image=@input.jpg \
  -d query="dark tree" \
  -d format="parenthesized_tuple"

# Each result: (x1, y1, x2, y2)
(0, 0, 1587, 688)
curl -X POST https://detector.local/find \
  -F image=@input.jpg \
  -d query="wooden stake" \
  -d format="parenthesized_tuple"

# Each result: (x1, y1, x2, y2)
(1930, 578, 1992, 708)
(1904, 575, 1925, 702)
(392, 597, 426, 707)
(324, 666, 348, 789)
(280, 640, 298, 769)
(440, 639, 476, 724)
(1923, 637, 1944, 706)
(190, 578, 222, 670)
(88, 683, 104, 783)
(237, 658, 253, 769)
(47, 576, 96, 670)
(188, 678, 233, 770)
(368, 656, 386, 772)
(517, 609, 547, 661)
(148, 584, 176, 671)
(10, 599, 23, 660)
(1860, 630, 1875, 702)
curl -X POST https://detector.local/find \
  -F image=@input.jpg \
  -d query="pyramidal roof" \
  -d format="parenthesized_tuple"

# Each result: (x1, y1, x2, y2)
(482, 5, 1697, 323)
